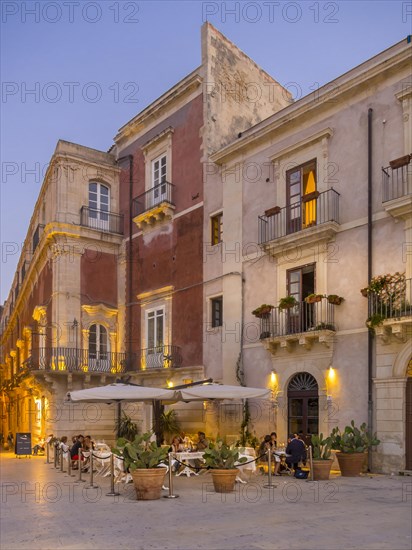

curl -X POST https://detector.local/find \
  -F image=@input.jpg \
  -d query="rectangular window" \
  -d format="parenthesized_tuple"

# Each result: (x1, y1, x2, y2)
(211, 213, 223, 245)
(152, 154, 167, 187)
(211, 297, 223, 328)
(147, 308, 164, 351)
(286, 159, 317, 233)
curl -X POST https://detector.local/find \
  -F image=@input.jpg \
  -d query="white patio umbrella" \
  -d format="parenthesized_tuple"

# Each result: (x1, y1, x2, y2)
(178, 383, 271, 401)
(66, 383, 177, 403)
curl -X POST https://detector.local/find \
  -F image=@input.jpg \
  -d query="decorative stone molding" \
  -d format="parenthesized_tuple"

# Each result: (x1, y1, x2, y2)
(132, 203, 175, 231)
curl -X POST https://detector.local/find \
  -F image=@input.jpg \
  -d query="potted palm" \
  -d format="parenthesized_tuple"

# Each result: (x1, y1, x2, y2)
(202, 439, 247, 493)
(311, 433, 333, 480)
(112, 432, 169, 500)
(329, 421, 380, 477)
(279, 296, 297, 310)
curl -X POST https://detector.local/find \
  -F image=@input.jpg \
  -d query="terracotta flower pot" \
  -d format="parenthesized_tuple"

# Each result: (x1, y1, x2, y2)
(131, 468, 166, 500)
(312, 459, 333, 480)
(336, 452, 366, 477)
(210, 469, 238, 493)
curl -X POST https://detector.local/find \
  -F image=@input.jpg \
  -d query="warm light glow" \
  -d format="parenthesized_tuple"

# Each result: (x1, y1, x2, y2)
(328, 366, 336, 382)
(167, 380, 174, 388)
(270, 371, 277, 386)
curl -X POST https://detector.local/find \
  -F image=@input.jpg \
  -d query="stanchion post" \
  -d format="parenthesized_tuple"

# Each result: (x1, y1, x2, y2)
(263, 449, 276, 489)
(308, 445, 314, 482)
(106, 453, 120, 497)
(164, 452, 179, 499)
(60, 447, 64, 472)
(46, 442, 50, 464)
(54, 445, 59, 469)
(86, 450, 98, 489)
(75, 448, 85, 483)
(67, 452, 75, 477)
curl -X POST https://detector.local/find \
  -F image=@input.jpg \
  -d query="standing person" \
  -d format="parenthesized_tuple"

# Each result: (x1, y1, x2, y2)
(7, 432, 14, 450)
(70, 434, 84, 468)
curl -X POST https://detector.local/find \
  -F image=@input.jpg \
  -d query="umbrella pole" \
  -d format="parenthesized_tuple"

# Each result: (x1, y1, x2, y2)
(116, 402, 122, 438)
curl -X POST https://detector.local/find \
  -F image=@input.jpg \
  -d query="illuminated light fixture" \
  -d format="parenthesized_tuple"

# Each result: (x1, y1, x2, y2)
(167, 380, 174, 388)
(327, 366, 336, 382)
(270, 371, 277, 386)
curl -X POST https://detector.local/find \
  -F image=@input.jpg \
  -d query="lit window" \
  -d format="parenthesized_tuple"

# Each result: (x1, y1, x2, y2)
(211, 297, 223, 328)
(211, 213, 223, 245)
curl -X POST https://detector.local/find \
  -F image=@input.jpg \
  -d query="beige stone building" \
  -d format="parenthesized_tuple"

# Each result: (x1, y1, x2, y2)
(206, 37, 412, 472)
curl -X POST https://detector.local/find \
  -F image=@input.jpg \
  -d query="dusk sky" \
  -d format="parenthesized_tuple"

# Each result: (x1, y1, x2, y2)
(1, 0, 410, 303)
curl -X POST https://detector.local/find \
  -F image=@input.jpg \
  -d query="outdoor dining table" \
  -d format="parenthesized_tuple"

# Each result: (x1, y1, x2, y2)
(174, 451, 204, 477)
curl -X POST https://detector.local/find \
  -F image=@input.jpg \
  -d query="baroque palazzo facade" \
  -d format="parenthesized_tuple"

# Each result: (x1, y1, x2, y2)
(1, 25, 411, 472)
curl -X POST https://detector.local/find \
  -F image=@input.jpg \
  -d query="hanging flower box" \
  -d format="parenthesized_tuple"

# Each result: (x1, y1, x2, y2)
(305, 294, 323, 304)
(389, 155, 411, 170)
(252, 304, 274, 318)
(279, 296, 297, 310)
(327, 295, 344, 305)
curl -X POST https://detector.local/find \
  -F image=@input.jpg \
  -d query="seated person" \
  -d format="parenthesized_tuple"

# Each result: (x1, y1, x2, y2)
(259, 435, 280, 475)
(194, 432, 209, 471)
(169, 436, 184, 472)
(60, 436, 70, 455)
(196, 431, 209, 451)
(285, 434, 307, 471)
(32, 438, 45, 455)
(70, 435, 84, 467)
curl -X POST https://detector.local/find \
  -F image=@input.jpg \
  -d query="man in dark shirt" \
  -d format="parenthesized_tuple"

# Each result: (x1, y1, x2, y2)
(286, 434, 307, 471)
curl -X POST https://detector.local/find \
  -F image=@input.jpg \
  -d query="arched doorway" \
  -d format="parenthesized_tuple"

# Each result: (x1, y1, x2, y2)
(406, 359, 412, 470)
(288, 372, 319, 446)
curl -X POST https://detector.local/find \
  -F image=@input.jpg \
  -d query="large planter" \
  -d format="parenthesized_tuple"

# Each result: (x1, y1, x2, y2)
(336, 452, 366, 477)
(312, 459, 333, 480)
(210, 469, 238, 493)
(131, 468, 166, 500)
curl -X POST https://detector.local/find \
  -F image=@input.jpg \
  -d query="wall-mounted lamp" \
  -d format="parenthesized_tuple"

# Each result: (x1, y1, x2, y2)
(166, 380, 174, 388)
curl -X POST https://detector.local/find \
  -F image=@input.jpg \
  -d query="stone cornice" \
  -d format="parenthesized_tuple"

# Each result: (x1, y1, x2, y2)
(211, 41, 411, 164)
(114, 72, 202, 146)
(269, 128, 333, 161)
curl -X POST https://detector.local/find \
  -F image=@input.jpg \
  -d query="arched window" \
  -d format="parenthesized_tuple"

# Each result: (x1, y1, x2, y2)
(288, 372, 319, 445)
(88, 324, 110, 371)
(88, 182, 109, 229)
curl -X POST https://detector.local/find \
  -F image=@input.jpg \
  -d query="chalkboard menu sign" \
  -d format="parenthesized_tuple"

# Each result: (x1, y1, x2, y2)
(15, 433, 32, 456)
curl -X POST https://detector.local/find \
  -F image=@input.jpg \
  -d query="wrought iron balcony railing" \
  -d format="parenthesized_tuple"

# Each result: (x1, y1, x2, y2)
(80, 206, 124, 235)
(368, 278, 412, 320)
(382, 163, 412, 202)
(259, 298, 336, 339)
(258, 189, 340, 245)
(23, 345, 183, 373)
(133, 181, 175, 217)
(25, 348, 135, 373)
(137, 345, 183, 370)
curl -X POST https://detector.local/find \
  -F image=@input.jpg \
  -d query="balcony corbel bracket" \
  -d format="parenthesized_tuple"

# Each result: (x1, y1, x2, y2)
(375, 325, 391, 345)
(391, 324, 406, 343)
(280, 338, 294, 352)
(299, 336, 312, 350)
(318, 334, 331, 348)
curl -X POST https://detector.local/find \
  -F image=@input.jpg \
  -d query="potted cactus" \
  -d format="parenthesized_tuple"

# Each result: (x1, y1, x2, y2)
(202, 439, 247, 493)
(311, 433, 333, 480)
(329, 421, 380, 477)
(112, 432, 169, 500)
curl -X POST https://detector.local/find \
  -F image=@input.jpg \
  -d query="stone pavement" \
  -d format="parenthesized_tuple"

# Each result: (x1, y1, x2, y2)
(1, 451, 411, 550)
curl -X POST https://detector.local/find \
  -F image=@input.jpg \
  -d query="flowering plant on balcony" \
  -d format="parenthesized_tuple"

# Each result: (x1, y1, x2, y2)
(252, 304, 274, 318)
(327, 294, 344, 305)
(361, 272, 406, 308)
(278, 296, 298, 310)
(304, 293, 323, 304)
